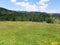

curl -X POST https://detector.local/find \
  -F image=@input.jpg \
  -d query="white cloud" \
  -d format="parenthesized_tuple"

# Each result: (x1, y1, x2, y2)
(15, 2, 38, 11)
(10, 0, 50, 12)
(37, 0, 49, 11)
(11, 0, 16, 3)
(38, 0, 49, 5)
(46, 10, 60, 13)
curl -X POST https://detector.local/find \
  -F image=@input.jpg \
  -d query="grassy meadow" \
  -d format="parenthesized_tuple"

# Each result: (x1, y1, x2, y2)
(0, 21, 60, 45)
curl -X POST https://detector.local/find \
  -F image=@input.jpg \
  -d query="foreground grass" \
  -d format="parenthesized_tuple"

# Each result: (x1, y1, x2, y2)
(0, 21, 60, 45)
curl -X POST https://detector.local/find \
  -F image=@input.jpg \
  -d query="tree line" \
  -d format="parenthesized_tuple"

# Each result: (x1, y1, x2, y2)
(0, 7, 55, 23)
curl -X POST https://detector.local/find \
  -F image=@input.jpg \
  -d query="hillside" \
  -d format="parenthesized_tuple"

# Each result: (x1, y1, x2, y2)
(0, 7, 60, 23)
(0, 7, 60, 45)
(52, 13, 60, 17)
(0, 7, 60, 17)
(0, 7, 52, 22)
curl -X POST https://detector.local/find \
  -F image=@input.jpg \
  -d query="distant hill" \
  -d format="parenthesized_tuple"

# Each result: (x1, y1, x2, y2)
(52, 13, 60, 17)
(0, 7, 60, 23)
(0, 7, 60, 17)
(0, 7, 48, 15)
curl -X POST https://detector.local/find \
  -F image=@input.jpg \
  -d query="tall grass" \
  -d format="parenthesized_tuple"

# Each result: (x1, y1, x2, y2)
(0, 21, 60, 45)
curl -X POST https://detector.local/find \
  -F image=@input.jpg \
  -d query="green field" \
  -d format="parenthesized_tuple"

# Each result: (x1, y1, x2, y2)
(0, 21, 60, 45)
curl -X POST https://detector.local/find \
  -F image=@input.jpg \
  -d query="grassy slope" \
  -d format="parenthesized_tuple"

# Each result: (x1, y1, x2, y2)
(0, 21, 60, 45)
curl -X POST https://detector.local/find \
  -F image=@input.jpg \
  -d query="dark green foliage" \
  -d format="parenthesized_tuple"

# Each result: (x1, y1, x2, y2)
(0, 7, 55, 23)
(46, 15, 55, 23)
(46, 17, 53, 23)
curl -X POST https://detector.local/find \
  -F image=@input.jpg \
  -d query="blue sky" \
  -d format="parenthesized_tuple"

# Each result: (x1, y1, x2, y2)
(0, 0, 60, 13)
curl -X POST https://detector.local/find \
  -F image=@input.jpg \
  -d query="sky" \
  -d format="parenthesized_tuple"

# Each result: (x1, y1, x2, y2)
(0, 0, 60, 13)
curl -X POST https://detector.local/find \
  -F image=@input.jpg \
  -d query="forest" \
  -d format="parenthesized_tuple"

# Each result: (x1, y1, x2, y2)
(0, 7, 60, 23)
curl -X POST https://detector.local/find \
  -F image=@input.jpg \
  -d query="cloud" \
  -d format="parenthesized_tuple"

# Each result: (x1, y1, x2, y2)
(46, 10, 60, 13)
(10, 0, 49, 12)
(37, 0, 49, 11)
(15, 2, 38, 11)
(11, 0, 16, 3)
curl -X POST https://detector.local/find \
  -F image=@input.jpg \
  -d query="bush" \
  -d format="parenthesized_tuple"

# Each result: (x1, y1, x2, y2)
(46, 17, 55, 23)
